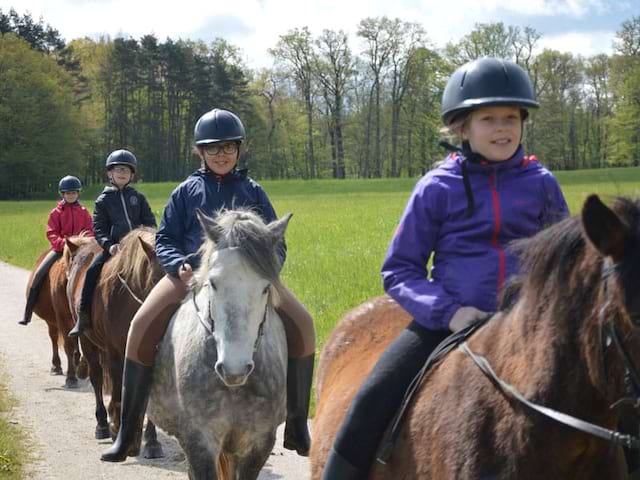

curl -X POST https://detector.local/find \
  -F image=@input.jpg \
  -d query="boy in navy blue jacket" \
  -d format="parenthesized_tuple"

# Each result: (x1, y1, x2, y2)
(69, 149, 156, 336)
(101, 109, 315, 463)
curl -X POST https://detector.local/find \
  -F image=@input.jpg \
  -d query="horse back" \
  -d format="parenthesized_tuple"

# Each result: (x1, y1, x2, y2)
(31, 249, 70, 329)
(310, 295, 410, 479)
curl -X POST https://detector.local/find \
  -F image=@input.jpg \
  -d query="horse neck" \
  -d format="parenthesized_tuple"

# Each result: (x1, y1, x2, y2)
(496, 264, 625, 420)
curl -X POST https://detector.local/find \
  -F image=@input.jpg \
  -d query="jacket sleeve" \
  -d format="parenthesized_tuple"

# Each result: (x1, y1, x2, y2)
(80, 208, 94, 236)
(541, 173, 570, 226)
(46, 209, 65, 252)
(155, 187, 188, 277)
(93, 197, 113, 252)
(139, 194, 157, 228)
(381, 178, 460, 331)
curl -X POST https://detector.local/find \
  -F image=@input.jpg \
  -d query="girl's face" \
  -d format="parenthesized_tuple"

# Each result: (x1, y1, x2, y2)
(201, 142, 239, 176)
(462, 106, 522, 162)
(108, 165, 133, 188)
(62, 191, 79, 203)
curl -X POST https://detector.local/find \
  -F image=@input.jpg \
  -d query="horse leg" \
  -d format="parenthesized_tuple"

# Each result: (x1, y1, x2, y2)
(142, 420, 164, 459)
(46, 321, 63, 375)
(182, 431, 220, 480)
(235, 432, 276, 480)
(106, 351, 123, 439)
(80, 338, 110, 439)
(62, 334, 79, 388)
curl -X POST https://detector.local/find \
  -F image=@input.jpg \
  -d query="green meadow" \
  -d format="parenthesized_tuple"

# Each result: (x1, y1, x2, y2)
(2, 167, 640, 348)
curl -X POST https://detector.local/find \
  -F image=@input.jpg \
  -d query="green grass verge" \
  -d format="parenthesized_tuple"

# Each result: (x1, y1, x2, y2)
(0, 367, 28, 479)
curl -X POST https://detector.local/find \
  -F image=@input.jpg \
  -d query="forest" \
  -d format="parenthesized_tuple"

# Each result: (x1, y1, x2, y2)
(1, 8, 639, 199)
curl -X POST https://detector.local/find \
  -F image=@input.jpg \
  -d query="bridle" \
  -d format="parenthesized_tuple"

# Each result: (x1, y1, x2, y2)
(460, 259, 640, 450)
(192, 282, 269, 354)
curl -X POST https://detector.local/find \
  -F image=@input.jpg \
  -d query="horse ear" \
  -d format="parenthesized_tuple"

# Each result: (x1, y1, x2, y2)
(65, 238, 80, 254)
(196, 208, 220, 242)
(137, 236, 155, 260)
(582, 194, 626, 260)
(269, 213, 293, 242)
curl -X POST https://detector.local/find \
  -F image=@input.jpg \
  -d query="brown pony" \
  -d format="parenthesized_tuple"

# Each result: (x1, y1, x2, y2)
(67, 226, 165, 456)
(26, 236, 97, 388)
(311, 194, 640, 479)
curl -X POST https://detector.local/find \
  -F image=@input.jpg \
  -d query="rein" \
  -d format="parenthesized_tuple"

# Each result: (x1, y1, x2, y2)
(459, 260, 640, 451)
(116, 273, 143, 305)
(191, 284, 269, 353)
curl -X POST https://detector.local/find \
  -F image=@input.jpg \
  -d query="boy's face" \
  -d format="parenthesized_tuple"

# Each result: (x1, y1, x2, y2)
(462, 106, 522, 162)
(108, 165, 133, 188)
(201, 141, 239, 176)
(62, 191, 79, 203)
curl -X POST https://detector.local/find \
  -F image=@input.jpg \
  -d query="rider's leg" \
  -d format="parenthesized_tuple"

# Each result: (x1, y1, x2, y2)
(69, 250, 109, 337)
(322, 321, 449, 479)
(19, 250, 62, 325)
(275, 285, 316, 457)
(101, 274, 186, 462)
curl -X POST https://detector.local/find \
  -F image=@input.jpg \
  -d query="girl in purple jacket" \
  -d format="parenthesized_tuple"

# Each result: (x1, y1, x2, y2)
(323, 58, 569, 479)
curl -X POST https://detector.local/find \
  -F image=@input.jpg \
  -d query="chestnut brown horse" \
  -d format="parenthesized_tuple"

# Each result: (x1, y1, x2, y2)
(25, 237, 97, 388)
(67, 226, 165, 456)
(311, 194, 640, 479)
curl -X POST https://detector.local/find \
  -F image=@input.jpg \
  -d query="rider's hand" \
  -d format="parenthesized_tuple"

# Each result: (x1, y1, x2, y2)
(108, 244, 120, 256)
(449, 306, 488, 332)
(179, 263, 194, 286)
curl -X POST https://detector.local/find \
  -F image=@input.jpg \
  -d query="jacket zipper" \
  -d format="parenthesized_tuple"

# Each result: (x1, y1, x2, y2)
(119, 190, 133, 231)
(488, 171, 505, 291)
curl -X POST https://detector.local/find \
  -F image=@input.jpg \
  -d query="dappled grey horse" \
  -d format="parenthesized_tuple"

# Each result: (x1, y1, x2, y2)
(147, 209, 290, 480)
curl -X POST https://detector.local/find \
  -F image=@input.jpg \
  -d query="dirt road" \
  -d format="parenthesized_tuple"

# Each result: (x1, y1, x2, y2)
(0, 260, 310, 479)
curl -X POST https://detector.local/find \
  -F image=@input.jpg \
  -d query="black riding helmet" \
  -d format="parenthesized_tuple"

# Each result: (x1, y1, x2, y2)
(105, 149, 137, 173)
(58, 175, 82, 192)
(194, 109, 245, 145)
(441, 57, 539, 126)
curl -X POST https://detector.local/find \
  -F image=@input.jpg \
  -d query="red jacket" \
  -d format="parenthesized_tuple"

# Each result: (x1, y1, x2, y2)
(46, 200, 94, 252)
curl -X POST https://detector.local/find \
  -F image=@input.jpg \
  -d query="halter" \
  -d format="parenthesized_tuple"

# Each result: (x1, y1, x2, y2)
(460, 259, 640, 450)
(191, 283, 270, 354)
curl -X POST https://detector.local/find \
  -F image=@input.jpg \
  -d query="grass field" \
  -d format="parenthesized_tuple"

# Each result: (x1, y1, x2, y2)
(0, 364, 27, 479)
(2, 167, 640, 347)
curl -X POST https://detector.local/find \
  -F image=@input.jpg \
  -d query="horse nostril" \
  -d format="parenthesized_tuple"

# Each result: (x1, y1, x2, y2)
(246, 362, 255, 376)
(215, 362, 226, 379)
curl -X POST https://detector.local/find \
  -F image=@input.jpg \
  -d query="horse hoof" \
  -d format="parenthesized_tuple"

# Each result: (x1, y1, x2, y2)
(65, 378, 79, 389)
(95, 426, 110, 440)
(51, 367, 63, 375)
(143, 441, 164, 459)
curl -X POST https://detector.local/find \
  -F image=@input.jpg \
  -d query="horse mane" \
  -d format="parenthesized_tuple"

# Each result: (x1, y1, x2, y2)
(62, 235, 98, 266)
(101, 226, 157, 296)
(195, 209, 283, 294)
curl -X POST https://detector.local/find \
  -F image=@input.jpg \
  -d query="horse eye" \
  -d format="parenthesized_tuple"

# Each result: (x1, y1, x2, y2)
(263, 286, 270, 295)
(210, 281, 217, 291)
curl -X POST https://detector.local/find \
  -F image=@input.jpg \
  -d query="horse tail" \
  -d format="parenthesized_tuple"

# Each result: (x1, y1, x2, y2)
(217, 452, 233, 479)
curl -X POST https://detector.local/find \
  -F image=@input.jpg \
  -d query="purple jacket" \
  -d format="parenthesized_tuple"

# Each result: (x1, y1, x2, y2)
(381, 146, 569, 332)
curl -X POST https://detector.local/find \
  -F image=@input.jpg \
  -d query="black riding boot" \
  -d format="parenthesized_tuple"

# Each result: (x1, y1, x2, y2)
(322, 448, 365, 480)
(101, 359, 153, 462)
(19, 286, 40, 325)
(283, 354, 314, 456)
(68, 311, 91, 337)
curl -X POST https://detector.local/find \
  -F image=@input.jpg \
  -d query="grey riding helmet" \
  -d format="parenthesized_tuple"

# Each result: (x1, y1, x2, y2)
(105, 149, 138, 173)
(441, 57, 539, 125)
(194, 109, 246, 145)
(58, 175, 82, 192)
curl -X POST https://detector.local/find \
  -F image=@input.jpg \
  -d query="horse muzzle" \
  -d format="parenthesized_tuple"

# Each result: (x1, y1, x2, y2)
(214, 361, 255, 387)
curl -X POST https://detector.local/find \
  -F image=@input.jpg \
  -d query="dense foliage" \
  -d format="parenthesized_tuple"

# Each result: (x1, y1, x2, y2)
(1, 8, 639, 198)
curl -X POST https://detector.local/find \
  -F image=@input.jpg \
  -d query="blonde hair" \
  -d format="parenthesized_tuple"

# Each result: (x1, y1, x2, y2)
(439, 111, 470, 146)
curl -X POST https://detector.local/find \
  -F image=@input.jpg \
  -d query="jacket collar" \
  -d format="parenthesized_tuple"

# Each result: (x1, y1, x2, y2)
(196, 167, 249, 184)
(451, 145, 526, 174)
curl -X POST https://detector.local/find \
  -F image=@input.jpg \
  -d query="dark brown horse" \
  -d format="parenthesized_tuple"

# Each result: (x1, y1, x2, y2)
(67, 226, 165, 456)
(311, 194, 640, 479)
(26, 237, 97, 388)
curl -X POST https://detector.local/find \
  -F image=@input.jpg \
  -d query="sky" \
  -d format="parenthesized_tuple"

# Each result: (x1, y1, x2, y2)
(1, 0, 637, 69)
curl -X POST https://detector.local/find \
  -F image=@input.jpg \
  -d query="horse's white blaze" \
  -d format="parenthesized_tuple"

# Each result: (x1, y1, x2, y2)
(209, 248, 270, 386)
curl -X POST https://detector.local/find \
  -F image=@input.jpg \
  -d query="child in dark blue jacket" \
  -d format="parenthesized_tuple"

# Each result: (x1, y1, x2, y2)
(101, 109, 315, 463)
(69, 149, 156, 336)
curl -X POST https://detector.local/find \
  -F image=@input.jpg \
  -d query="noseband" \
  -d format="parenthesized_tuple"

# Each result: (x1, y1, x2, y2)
(192, 283, 269, 354)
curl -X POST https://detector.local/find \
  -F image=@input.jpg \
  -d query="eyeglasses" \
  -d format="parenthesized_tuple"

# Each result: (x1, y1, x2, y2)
(111, 166, 132, 174)
(203, 143, 239, 156)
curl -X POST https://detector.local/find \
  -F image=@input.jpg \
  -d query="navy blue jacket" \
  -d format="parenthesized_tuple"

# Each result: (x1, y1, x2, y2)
(156, 168, 278, 277)
(93, 185, 157, 252)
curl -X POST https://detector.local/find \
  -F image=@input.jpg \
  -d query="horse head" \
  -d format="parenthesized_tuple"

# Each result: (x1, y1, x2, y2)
(195, 208, 291, 388)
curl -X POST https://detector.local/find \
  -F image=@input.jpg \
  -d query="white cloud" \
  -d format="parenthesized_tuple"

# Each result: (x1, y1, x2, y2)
(536, 30, 616, 57)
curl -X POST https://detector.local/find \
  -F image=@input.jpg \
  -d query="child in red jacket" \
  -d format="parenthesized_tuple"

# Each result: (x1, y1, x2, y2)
(19, 175, 94, 325)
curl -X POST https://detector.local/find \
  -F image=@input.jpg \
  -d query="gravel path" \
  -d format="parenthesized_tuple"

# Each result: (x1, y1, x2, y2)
(0, 260, 310, 479)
